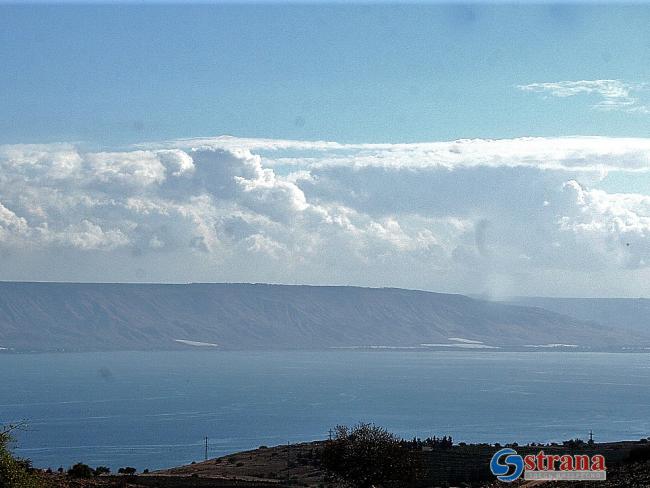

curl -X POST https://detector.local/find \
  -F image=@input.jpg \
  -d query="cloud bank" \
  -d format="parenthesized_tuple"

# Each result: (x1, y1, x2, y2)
(2, 135, 650, 296)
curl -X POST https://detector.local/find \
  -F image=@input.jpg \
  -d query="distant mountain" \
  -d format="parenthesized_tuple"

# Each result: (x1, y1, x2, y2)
(506, 297, 650, 335)
(0, 282, 646, 352)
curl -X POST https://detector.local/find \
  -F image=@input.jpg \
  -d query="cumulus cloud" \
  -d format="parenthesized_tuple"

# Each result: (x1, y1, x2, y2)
(0, 202, 29, 240)
(518, 80, 650, 114)
(2, 135, 650, 296)
(157, 150, 195, 177)
(559, 180, 650, 268)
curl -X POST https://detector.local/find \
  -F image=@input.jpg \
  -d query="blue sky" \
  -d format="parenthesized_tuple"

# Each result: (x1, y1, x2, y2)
(2, 3, 650, 296)
(1, 4, 650, 145)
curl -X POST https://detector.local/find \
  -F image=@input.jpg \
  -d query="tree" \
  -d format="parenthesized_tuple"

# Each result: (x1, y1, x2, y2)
(94, 466, 110, 476)
(0, 424, 46, 488)
(67, 463, 93, 479)
(118, 466, 137, 475)
(321, 423, 421, 488)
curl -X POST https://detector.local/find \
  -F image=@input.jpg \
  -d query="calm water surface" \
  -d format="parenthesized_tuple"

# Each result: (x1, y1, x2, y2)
(1, 351, 649, 470)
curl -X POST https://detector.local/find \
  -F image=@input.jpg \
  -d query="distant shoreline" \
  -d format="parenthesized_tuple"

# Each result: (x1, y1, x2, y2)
(4, 346, 650, 354)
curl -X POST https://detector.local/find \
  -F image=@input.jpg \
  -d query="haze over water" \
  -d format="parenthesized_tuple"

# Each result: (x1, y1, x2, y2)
(2, 350, 649, 471)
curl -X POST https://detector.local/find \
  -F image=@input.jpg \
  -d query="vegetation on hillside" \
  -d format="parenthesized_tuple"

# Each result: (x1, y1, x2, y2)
(0, 424, 46, 488)
(321, 423, 422, 488)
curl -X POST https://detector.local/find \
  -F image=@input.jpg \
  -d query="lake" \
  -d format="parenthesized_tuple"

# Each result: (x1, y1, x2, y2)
(2, 351, 649, 471)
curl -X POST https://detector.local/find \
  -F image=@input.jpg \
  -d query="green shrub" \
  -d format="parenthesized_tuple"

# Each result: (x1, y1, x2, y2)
(67, 463, 93, 478)
(0, 424, 46, 488)
(94, 466, 110, 476)
(321, 423, 421, 488)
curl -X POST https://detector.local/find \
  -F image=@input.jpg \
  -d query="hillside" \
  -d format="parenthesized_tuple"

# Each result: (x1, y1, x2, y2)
(0, 282, 645, 352)
(37, 438, 650, 487)
(506, 297, 650, 335)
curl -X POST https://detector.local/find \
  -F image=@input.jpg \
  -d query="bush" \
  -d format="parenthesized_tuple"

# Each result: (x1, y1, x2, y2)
(627, 445, 650, 464)
(0, 424, 45, 488)
(563, 438, 586, 448)
(94, 466, 110, 476)
(67, 463, 93, 479)
(321, 423, 421, 488)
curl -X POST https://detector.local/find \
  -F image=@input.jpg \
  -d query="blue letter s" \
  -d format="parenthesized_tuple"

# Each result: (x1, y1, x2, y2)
(490, 448, 524, 482)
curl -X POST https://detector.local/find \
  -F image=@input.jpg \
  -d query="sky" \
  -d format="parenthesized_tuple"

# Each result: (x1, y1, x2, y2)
(1, 3, 650, 297)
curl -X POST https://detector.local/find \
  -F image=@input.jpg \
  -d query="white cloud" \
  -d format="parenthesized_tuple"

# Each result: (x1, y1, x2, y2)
(518, 80, 650, 114)
(0, 202, 29, 241)
(52, 220, 131, 251)
(146, 135, 650, 174)
(559, 180, 650, 268)
(245, 233, 287, 259)
(2, 135, 650, 296)
(157, 149, 195, 177)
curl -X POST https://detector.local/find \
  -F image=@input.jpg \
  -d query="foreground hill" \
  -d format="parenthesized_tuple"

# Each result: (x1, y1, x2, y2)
(37, 438, 650, 487)
(0, 282, 645, 352)
(158, 439, 646, 488)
